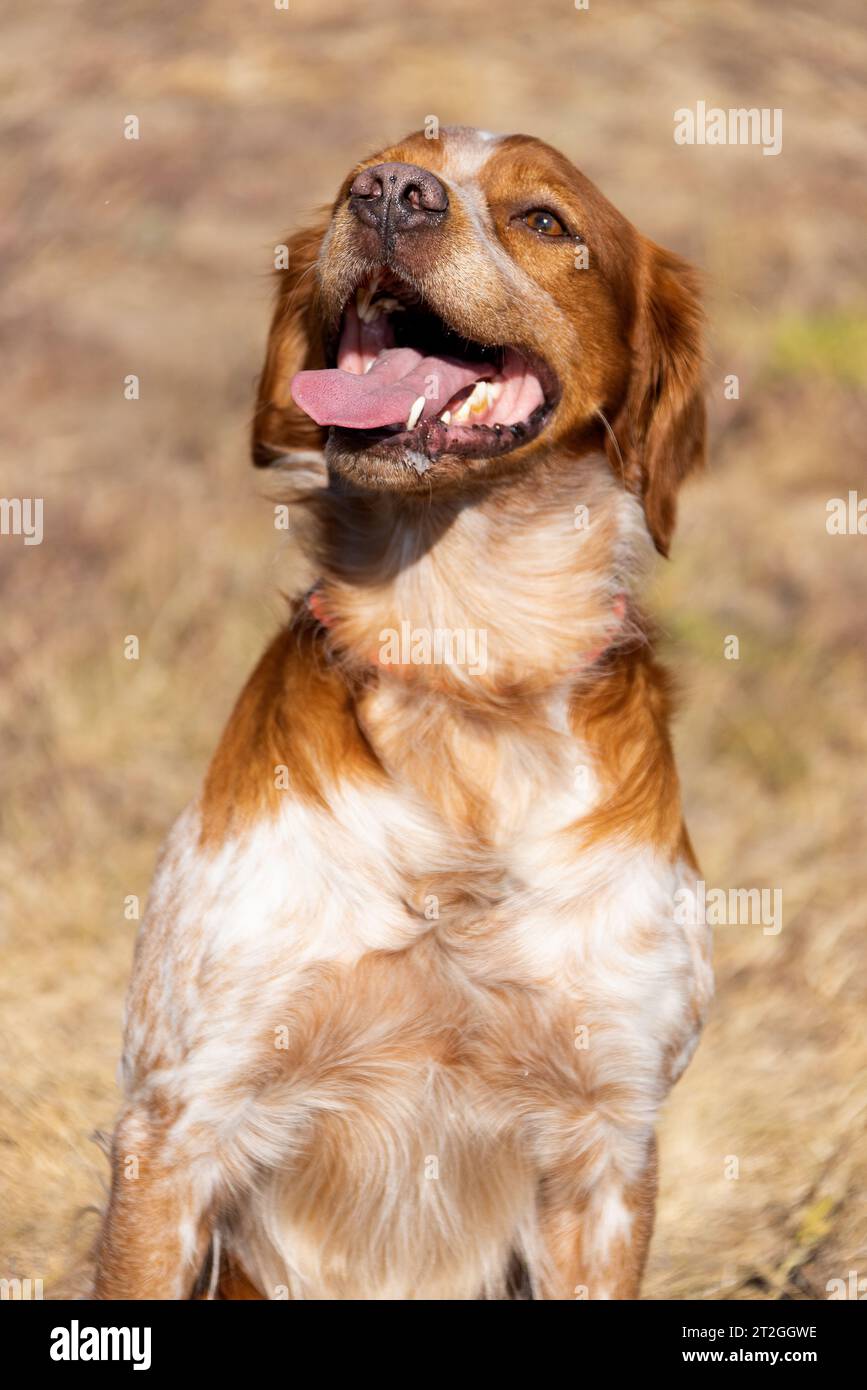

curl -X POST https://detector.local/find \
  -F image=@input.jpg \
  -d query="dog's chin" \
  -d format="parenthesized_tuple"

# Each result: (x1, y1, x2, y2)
(325, 428, 544, 494)
(325, 391, 558, 493)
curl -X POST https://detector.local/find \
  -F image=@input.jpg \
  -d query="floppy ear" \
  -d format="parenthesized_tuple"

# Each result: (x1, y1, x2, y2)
(251, 215, 330, 467)
(606, 241, 705, 555)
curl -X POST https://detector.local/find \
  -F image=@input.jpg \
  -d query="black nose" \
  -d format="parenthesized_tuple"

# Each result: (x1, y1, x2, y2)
(349, 162, 448, 245)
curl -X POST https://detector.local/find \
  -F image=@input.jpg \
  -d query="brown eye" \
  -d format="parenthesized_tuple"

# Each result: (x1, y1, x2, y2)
(522, 208, 568, 237)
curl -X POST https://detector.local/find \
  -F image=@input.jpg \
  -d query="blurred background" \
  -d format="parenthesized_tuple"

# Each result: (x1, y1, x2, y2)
(1, 0, 865, 1298)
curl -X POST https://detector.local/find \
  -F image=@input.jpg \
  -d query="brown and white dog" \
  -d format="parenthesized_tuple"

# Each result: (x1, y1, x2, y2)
(95, 126, 712, 1301)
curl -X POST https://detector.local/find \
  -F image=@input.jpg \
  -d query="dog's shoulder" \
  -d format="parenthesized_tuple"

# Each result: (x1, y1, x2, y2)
(199, 606, 383, 847)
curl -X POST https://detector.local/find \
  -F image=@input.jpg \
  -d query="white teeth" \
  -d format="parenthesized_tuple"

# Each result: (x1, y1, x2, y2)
(470, 383, 490, 415)
(406, 395, 426, 430)
(356, 273, 381, 322)
(452, 379, 491, 423)
(356, 276, 405, 323)
(440, 410, 451, 425)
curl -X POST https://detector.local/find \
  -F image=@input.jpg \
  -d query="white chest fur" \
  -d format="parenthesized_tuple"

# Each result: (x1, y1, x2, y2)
(125, 737, 709, 1118)
(120, 710, 711, 1299)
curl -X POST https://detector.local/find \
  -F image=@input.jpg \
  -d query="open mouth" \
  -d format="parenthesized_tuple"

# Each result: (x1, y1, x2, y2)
(290, 272, 560, 464)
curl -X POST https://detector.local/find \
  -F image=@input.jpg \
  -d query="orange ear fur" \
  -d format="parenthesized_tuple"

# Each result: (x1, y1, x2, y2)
(251, 215, 330, 468)
(606, 242, 705, 555)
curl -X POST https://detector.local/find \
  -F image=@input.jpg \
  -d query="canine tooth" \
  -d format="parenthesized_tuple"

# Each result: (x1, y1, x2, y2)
(450, 381, 489, 424)
(358, 300, 382, 324)
(357, 290, 406, 324)
(356, 273, 382, 322)
(468, 380, 491, 415)
(439, 410, 451, 425)
(406, 395, 426, 430)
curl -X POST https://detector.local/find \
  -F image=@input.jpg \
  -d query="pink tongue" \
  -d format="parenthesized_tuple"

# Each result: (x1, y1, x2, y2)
(291, 349, 494, 430)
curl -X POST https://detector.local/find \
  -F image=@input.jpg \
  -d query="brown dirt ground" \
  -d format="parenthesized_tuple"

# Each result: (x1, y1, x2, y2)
(1, 0, 865, 1299)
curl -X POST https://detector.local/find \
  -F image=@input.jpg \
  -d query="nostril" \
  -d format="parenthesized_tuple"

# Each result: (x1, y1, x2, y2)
(409, 173, 448, 215)
(349, 170, 384, 201)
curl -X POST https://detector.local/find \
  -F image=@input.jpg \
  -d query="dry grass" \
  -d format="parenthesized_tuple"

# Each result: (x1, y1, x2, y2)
(1, 0, 865, 1299)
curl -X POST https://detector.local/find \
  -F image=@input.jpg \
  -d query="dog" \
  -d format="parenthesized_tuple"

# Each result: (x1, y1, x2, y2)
(94, 126, 712, 1301)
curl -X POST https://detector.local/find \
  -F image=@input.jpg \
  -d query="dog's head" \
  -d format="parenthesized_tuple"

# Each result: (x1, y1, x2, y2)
(253, 126, 704, 554)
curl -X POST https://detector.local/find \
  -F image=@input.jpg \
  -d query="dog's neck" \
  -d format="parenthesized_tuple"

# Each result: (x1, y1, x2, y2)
(306, 453, 653, 704)
(265, 453, 669, 845)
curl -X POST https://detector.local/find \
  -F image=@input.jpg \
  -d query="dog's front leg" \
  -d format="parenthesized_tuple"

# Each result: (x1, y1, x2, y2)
(536, 1133, 658, 1300)
(94, 1107, 215, 1300)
